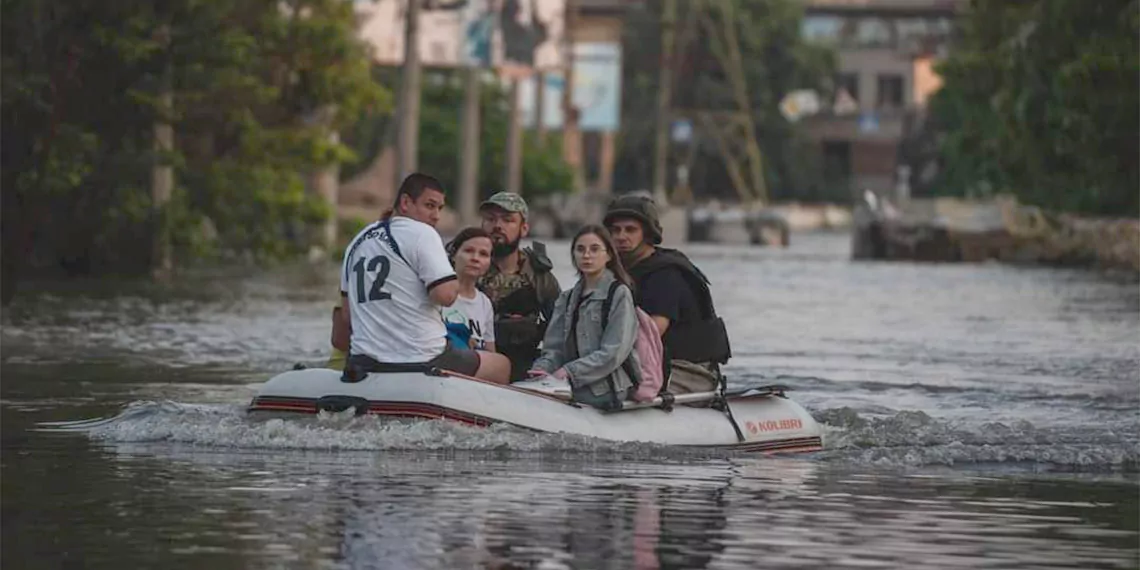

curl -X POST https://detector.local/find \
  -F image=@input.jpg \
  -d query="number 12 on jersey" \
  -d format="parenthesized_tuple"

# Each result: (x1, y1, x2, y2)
(352, 255, 391, 303)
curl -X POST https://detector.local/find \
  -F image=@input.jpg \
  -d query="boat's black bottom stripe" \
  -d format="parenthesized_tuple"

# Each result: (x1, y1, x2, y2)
(248, 397, 822, 453)
(710, 436, 823, 453)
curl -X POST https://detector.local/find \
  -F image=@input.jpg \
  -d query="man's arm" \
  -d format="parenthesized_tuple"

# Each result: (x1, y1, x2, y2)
(639, 269, 686, 338)
(410, 224, 459, 306)
(427, 277, 459, 306)
(332, 300, 351, 351)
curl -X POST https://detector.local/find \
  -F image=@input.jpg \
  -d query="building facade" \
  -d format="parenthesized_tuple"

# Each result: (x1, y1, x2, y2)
(800, 0, 962, 201)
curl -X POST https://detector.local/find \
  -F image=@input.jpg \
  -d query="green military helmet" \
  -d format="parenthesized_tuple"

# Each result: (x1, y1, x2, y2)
(603, 194, 663, 245)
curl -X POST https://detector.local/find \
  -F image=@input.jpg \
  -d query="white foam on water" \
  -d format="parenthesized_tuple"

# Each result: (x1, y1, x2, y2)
(814, 406, 1140, 472)
(41, 400, 727, 459)
(37, 399, 1140, 472)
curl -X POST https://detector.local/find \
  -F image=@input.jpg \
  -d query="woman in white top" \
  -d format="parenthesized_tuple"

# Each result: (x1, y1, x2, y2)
(444, 228, 497, 352)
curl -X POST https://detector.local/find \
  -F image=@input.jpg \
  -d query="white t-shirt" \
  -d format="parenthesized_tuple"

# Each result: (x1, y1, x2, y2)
(442, 290, 496, 350)
(340, 216, 456, 363)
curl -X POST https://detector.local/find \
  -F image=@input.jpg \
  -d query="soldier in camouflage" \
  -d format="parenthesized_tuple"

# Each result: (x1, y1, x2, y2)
(477, 192, 562, 382)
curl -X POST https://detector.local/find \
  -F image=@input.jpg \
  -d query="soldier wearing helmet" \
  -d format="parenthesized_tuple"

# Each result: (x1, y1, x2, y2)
(603, 195, 731, 395)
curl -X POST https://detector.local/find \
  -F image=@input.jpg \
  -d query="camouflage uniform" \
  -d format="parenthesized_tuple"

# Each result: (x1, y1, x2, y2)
(479, 249, 555, 307)
(478, 246, 561, 381)
(477, 192, 562, 381)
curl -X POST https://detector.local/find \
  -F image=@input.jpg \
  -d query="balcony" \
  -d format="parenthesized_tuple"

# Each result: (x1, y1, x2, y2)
(802, 107, 907, 142)
(801, 12, 955, 56)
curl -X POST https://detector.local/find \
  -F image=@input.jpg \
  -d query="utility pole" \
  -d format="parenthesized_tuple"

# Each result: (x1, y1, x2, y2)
(652, 0, 677, 204)
(396, 0, 422, 184)
(152, 22, 174, 280)
(562, 0, 584, 192)
(535, 72, 547, 145)
(307, 107, 340, 250)
(505, 78, 523, 194)
(458, 67, 481, 225)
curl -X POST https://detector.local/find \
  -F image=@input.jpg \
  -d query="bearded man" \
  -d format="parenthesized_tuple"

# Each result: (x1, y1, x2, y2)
(477, 192, 561, 382)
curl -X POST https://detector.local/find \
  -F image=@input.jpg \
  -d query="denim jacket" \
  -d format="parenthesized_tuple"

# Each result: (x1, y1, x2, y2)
(532, 270, 641, 400)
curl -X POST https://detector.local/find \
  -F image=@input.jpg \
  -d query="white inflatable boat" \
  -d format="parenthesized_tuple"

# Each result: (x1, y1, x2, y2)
(248, 368, 823, 454)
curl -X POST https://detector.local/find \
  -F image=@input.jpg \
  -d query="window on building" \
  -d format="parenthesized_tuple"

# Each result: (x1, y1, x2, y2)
(895, 16, 954, 54)
(895, 18, 929, 50)
(802, 15, 843, 44)
(856, 17, 894, 48)
(837, 17, 860, 46)
(877, 74, 905, 109)
(822, 140, 852, 199)
(837, 73, 860, 103)
(929, 16, 954, 37)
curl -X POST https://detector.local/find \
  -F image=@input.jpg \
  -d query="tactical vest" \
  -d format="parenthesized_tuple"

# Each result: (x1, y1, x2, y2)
(628, 248, 732, 365)
(481, 243, 558, 380)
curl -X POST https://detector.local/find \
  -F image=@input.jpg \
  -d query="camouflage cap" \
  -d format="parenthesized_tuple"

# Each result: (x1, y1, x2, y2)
(479, 192, 529, 220)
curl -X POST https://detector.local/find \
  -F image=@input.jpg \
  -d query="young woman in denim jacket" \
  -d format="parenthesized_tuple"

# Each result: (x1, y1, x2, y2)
(528, 225, 642, 409)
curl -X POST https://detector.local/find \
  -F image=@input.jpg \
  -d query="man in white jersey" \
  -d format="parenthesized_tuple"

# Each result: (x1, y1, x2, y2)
(339, 173, 510, 384)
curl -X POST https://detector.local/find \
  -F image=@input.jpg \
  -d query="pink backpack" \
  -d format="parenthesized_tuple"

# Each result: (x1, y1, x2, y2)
(603, 283, 666, 402)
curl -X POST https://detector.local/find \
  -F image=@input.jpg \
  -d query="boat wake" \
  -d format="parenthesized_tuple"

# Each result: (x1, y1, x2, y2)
(35, 400, 723, 459)
(815, 406, 1140, 472)
(37, 400, 1140, 472)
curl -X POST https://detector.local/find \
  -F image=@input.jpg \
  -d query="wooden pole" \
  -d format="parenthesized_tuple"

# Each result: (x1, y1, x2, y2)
(458, 67, 482, 224)
(562, 0, 584, 192)
(315, 126, 339, 249)
(535, 72, 547, 146)
(396, 0, 422, 184)
(653, 0, 676, 203)
(152, 23, 174, 279)
(599, 131, 616, 194)
(505, 78, 523, 194)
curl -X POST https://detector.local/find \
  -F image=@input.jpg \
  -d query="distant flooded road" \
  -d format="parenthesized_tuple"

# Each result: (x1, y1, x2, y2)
(3, 232, 1137, 569)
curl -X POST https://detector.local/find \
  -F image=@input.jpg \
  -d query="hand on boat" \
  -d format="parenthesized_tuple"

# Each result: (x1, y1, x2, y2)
(525, 368, 569, 382)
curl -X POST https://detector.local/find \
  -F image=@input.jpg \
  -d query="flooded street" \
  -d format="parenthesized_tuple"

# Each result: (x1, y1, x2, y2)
(3, 232, 1138, 569)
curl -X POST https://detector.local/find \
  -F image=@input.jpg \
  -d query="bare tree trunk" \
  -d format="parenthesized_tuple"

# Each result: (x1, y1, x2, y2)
(652, 0, 676, 204)
(152, 24, 174, 280)
(535, 72, 547, 146)
(458, 67, 481, 225)
(505, 78, 523, 194)
(396, 0, 422, 185)
(312, 125, 339, 251)
(562, 0, 584, 192)
(599, 130, 616, 194)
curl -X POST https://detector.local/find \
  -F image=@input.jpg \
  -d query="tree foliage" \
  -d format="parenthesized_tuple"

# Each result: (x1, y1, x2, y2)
(1, 0, 388, 290)
(928, 0, 1139, 215)
(613, 0, 836, 202)
(342, 69, 575, 203)
(418, 73, 575, 199)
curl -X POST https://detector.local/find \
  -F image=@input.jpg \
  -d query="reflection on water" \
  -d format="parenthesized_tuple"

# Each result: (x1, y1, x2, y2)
(3, 233, 1138, 568)
(4, 441, 1136, 570)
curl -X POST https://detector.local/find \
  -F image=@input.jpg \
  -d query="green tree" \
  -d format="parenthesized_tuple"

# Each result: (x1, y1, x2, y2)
(613, 0, 836, 202)
(1, 0, 387, 302)
(342, 69, 574, 204)
(928, 0, 1139, 215)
